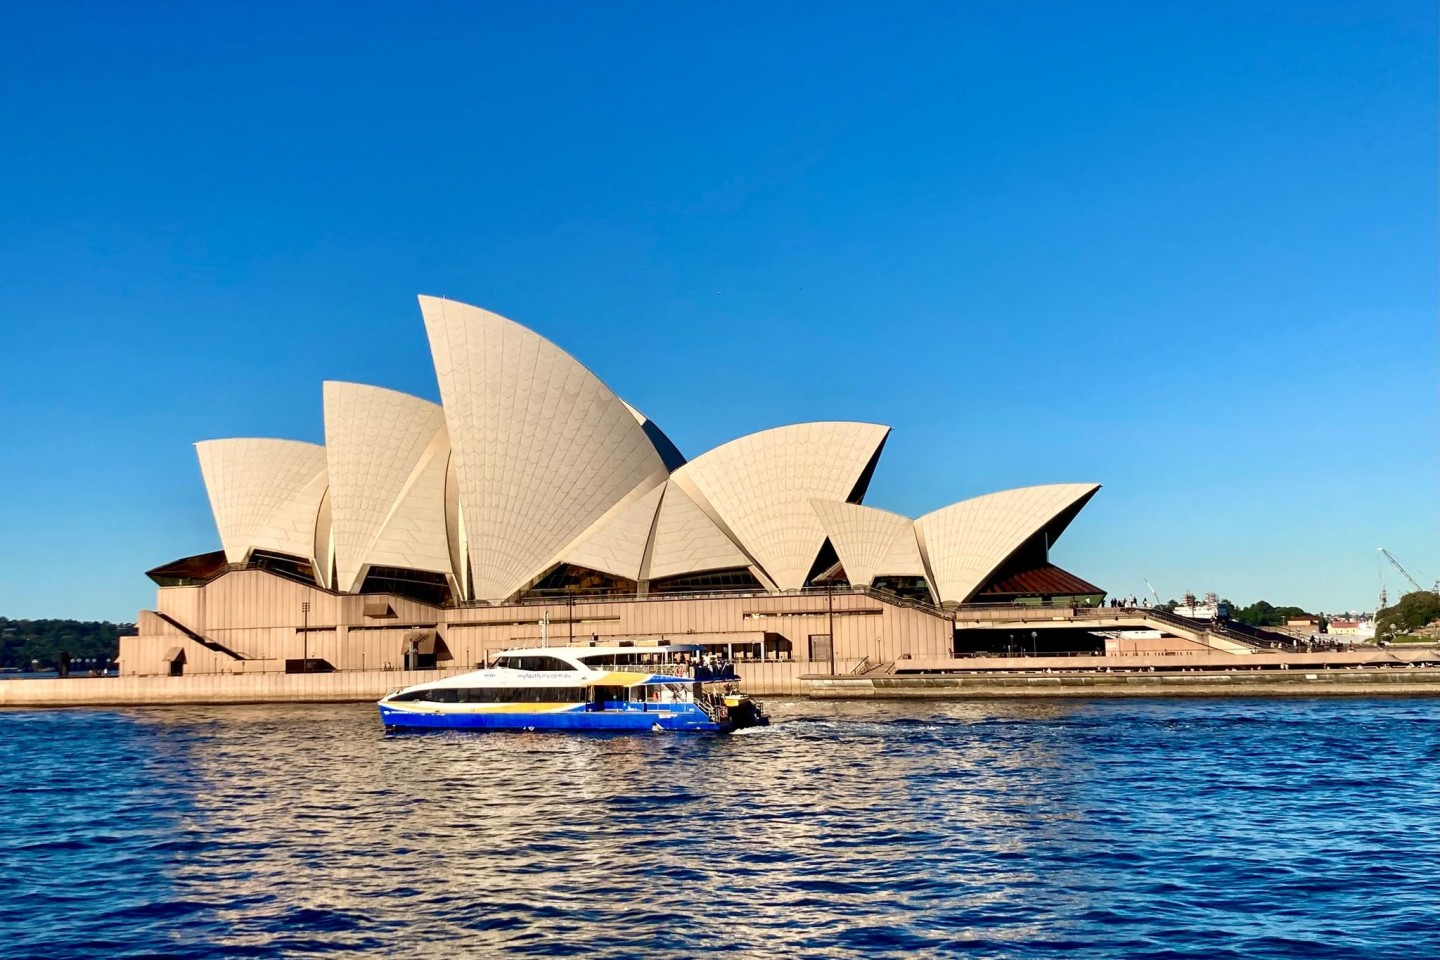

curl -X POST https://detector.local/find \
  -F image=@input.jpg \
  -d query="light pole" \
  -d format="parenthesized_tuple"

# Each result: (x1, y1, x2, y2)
(568, 595, 575, 645)
(827, 582, 836, 676)
(301, 601, 311, 672)
(1031, 630, 1037, 658)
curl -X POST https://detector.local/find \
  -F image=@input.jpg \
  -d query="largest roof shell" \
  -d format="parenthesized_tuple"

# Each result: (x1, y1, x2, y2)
(420, 296, 669, 603)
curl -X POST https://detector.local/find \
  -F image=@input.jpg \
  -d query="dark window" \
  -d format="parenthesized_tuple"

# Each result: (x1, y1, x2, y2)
(808, 634, 832, 663)
(871, 576, 936, 605)
(360, 566, 453, 607)
(804, 539, 848, 587)
(579, 652, 642, 667)
(248, 550, 317, 587)
(396, 685, 586, 703)
(648, 568, 763, 594)
(520, 563, 637, 600)
(496, 655, 576, 671)
(146, 550, 230, 587)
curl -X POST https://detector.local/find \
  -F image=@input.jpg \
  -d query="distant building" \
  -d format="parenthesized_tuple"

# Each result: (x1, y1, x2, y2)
(123, 297, 1105, 678)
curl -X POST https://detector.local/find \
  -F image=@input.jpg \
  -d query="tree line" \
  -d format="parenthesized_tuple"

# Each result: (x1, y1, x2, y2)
(1374, 591, 1440, 640)
(1225, 600, 1317, 628)
(0, 618, 135, 670)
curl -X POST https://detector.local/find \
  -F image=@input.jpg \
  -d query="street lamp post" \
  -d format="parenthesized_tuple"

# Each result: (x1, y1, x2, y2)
(301, 601, 311, 673)
(827, 582, 836, 676)
(1031, 630, 1037, 657)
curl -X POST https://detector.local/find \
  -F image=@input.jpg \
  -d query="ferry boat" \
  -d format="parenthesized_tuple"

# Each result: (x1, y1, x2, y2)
(377, 643, 768, 733)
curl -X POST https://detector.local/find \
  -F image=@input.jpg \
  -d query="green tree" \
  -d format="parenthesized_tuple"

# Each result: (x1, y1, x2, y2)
(1375, 591, 1440, 639)
(1231, 601, 1313, 627)
(0, 618, 134, 670)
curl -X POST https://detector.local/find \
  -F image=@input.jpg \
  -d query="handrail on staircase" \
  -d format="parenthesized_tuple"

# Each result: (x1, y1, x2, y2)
(152, 611, 249, 661)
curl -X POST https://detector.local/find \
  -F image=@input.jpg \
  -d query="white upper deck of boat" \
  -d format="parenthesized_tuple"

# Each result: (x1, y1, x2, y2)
(497, 643, 706, 659)
(391, 644, 707, 693)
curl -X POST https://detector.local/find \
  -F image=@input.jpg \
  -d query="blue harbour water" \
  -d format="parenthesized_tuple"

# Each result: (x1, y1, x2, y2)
(1, 697, 1436, 959)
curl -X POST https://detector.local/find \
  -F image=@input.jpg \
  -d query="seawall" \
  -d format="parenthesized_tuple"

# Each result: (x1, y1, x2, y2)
(3, 663, 1440, 708)
(0, 670, 438, 708)
(804, 669, 1440, 698)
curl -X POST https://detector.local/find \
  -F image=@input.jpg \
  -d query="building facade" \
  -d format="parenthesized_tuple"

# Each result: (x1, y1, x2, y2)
(123, 297, 1104, 681)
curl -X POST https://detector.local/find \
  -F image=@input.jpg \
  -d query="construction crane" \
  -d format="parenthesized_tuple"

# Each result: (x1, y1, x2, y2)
(1378, 548, 1436, 596)
(1142, 577, 1161, 605)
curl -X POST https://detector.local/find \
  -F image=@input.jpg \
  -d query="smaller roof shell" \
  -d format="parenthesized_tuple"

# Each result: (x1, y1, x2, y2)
(811, 500, 926, 588)
(323, 382, 450, 592)
(670, 422, 891, 591)
(196, 438, 328, 565)
(914, 482, 1100, 605)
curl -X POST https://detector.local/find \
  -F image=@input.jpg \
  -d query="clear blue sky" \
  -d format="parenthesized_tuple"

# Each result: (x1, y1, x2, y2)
(0, 1, 1434, 621)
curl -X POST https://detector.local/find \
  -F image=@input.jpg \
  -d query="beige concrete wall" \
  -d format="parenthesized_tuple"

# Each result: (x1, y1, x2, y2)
(155, 585, 205, 627)
(0, 669, 456, 707)
(1103, 636, 1213, 656)
(134, 575, 954, 670)
(123, 572, 955, 690)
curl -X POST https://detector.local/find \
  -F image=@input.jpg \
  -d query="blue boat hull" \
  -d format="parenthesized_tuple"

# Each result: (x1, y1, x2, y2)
(378, 702, 726, 733)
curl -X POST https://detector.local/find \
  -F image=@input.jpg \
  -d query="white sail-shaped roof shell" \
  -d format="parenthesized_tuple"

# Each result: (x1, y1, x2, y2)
(361, 428, 455, 584)
(420, 296, 668, 603)
(811, 500, 926, 588)
(876, 523, 927, 580)
(323, 382, 452, 593)
(622, 400, 687, 472)
(644, 481, 753, 580)
(670, 422, 890, 591)
(196, 438, 328, 565)
(914, 483, 1100, 605)
(561, 482, 666, 582)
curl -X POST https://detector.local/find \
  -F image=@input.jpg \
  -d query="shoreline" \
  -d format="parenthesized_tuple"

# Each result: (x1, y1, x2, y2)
(803, 668, 1440, 699)
(1, 665, 1439, 709)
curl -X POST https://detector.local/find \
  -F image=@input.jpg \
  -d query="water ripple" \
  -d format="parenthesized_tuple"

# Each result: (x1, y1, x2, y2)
(0, 698, 1436, 958)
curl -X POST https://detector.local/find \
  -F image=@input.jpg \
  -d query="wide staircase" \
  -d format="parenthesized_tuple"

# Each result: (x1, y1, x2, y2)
(151, 611, 252, 661)
(858, 591, 1268, 655)
(1128, 606, 1262, 653)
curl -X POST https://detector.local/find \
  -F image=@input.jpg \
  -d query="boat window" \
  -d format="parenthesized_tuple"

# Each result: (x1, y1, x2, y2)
(495, 655, 577, 671)
(579, 652, 661, 667)
(395, 685, 588, 703)
(391, 688, 459, 702)
(454, 687, 587, 703)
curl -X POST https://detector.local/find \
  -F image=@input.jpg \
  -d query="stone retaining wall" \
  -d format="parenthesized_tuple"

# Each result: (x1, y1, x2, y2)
(805, 669, 1440, 698)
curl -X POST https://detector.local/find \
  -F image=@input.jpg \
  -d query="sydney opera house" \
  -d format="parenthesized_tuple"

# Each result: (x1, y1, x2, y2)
(121, 297, 1104, 684)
